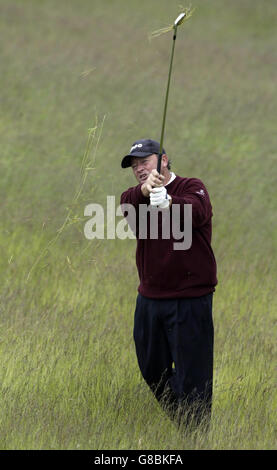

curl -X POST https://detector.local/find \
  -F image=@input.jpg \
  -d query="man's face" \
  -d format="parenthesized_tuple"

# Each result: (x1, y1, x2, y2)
(131, 154, 158, 184)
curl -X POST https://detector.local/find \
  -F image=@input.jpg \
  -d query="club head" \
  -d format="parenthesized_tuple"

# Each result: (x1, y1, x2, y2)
(174, 12, 186, 26)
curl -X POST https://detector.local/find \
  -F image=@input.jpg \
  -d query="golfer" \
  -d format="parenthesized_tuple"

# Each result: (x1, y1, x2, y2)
(120, 139, 217, 426)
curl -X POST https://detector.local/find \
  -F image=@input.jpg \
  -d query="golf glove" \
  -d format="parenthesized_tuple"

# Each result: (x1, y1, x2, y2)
(150, 186, 171, 209)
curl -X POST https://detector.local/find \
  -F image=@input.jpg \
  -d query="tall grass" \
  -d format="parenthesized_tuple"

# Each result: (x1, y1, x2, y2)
(0, 0, 276, 449)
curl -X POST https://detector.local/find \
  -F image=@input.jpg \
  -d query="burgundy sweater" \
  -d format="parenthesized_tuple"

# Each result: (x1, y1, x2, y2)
(120, 175, 217, 299)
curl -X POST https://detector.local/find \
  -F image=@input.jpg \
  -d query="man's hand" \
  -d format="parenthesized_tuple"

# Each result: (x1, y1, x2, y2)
(141, 169, 164, 197)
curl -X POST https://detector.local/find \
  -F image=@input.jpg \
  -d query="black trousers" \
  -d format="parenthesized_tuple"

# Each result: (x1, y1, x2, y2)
(133, 292, 214, 426)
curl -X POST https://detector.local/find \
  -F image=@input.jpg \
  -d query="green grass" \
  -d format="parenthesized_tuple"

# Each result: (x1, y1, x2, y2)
(0, 0, 276, 449)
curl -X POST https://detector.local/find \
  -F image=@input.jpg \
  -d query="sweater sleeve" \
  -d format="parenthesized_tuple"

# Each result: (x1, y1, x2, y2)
(120, 184, 149, 237)
(170, 178, 212, 228)
(120, 184, 149, 208)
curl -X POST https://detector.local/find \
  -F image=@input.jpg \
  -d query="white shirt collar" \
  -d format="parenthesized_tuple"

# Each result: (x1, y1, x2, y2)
(165, 172, 176, 186)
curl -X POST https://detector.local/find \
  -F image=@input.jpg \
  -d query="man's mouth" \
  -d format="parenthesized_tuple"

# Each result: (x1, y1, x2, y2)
(139, 174, 148, 182)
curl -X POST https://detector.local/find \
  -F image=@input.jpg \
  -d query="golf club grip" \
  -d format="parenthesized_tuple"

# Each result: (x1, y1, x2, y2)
(157, 154, 162, 173)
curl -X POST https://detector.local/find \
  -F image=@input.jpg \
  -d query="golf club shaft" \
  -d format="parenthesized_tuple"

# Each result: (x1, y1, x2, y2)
(157, 25, 178, 173)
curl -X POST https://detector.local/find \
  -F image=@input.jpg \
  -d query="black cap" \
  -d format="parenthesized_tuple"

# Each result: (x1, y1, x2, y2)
(121, 139, 166, 168)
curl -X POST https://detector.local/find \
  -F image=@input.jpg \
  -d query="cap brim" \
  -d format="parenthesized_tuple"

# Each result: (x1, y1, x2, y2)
(121, 152, 154, 168)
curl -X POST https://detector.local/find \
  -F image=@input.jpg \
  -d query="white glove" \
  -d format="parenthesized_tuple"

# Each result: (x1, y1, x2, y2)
(150, 186, 171, 209)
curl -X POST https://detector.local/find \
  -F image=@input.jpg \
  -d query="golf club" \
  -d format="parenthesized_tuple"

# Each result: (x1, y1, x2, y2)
(157, 12, 187, 173)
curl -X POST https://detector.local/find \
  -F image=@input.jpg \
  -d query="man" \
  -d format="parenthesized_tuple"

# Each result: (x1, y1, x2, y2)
(120, 138, 217, 427)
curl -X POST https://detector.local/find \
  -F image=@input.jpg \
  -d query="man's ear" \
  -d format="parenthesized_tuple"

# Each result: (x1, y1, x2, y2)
(162, 154, 169, 168)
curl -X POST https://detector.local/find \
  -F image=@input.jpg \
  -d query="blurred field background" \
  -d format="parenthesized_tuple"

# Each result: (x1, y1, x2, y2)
(0, 0, 276, 449)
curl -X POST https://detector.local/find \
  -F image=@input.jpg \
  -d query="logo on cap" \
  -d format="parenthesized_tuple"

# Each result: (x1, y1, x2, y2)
(130, 143, 143, 153)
